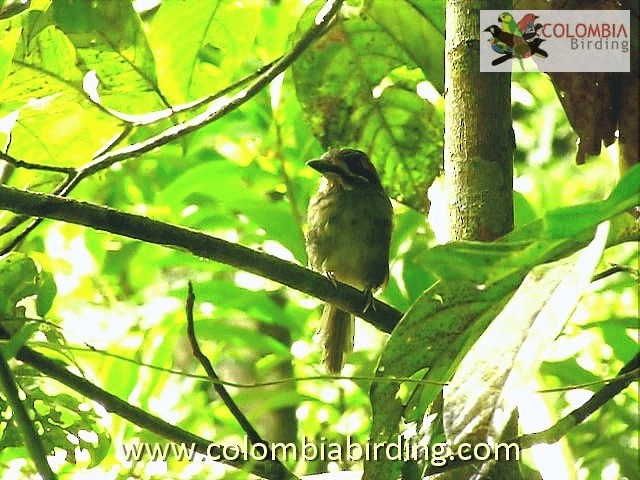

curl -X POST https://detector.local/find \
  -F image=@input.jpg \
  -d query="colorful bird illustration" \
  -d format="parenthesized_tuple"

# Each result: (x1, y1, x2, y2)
(517, 13, 538, 33)
(522, 23, 543, 41)
(489, 37, 512, 55)
(484, 25, 515, 48)
(527, 38, 548, 58)
(499, 12, 523, 37)
(486, 15, 547, 66)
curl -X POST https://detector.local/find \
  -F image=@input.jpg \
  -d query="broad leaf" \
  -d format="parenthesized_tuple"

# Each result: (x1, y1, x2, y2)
(443, 222, 609, 450)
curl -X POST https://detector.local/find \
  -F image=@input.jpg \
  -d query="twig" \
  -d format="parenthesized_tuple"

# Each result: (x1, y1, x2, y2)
(0, 351, 57, 480)
(591, 264, 638, 283)
(86, 57, 282, 127)
(0, 325, 296, 480)
(22, 340, 448, 387)
(0, 185, 402, 333)
(273, 118, 305, 239)
(0, 151, 76, 175)
(185, 282, 269, 448)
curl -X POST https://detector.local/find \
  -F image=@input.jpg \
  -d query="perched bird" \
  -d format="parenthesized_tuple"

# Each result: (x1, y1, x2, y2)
(306, 148, 393, 374)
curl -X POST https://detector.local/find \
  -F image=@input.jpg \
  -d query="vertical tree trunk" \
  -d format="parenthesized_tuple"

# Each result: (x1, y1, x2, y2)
(445, 0, 514, 242)
(442, 1, 519, 478)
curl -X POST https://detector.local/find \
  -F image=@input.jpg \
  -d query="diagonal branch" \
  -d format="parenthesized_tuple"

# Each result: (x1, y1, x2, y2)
(0, 185, 403, 333)
(186, 282, 271, 449)
(0, 351, 57, 479)
(518, 351, 639, 449)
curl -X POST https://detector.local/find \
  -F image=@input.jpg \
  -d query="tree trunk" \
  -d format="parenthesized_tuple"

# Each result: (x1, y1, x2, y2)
(441, 0, 518, 478)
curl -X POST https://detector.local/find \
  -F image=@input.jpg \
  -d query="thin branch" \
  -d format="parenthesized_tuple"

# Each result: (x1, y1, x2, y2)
(92, 126, 133, 158)
(20, 340, 448, 388)
(0, 351, 57, 480)
(0, 185, 402, 333)
(186, 282, 270, 448)
(591, 263, 639, 283)
(0, 151, 76, 175)
(537, 368, 639, 393)
(87, 57, 282, 127)
(272, 112, 305, 239)
(0, 326, 296, 480)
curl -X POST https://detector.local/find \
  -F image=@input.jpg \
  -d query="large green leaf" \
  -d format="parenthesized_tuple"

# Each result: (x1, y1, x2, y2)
(443, 223, 608, 452)
(416, 163, 640, 283)
(292, 0, 443, 211)
(366, 0, 444, 92)
(0, 252, 37, 315)
(0, 7, 124, 167)
(147, 0, 263, 103)
(51, 0, 164, 113)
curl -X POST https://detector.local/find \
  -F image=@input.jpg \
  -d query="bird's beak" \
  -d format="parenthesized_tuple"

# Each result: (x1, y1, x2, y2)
(306, 159, 339, 175)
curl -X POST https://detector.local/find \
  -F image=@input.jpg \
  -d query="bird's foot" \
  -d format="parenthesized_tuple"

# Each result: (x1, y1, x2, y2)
(362, 289, 376, 313)
(325, 271, 337, 287)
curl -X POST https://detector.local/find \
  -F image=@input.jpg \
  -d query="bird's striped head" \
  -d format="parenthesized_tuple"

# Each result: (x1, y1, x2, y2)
(307, 148, 382, 187)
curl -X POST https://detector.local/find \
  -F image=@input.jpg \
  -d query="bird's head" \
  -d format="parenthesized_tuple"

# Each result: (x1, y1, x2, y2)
(498, 12, 513, 23)
(307, 148, 382, 189)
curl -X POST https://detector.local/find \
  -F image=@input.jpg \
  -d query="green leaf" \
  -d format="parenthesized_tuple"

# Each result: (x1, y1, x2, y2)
(35, 270, 57, 316)
(366, 275, 519, 480)
(366, 0, 445, 92)
(367, 221, 612, 479)
(147, 0, 262, 102)
(0, 252, 37, 315)
(416, 240, 531, 283)
(51, 0, 164, 114)
(544, 163, 640, 239)
(514, 190, 538, 227)
(1, 8, 122, 167)
(607, 162, 640, 205)
(417, 166, 640, 283)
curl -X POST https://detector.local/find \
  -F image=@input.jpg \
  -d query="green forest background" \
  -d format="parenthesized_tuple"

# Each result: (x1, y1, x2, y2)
(0, 0, 637, 479)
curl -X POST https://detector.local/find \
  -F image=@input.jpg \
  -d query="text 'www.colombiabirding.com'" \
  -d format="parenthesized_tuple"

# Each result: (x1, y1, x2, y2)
(121, 436, 521, 466)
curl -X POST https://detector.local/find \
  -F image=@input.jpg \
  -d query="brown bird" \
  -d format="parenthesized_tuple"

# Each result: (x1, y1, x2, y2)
(306, 148, 393, 374)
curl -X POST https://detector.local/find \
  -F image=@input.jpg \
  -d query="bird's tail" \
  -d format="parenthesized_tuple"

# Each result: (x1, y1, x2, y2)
(320, 305, 354, 374)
